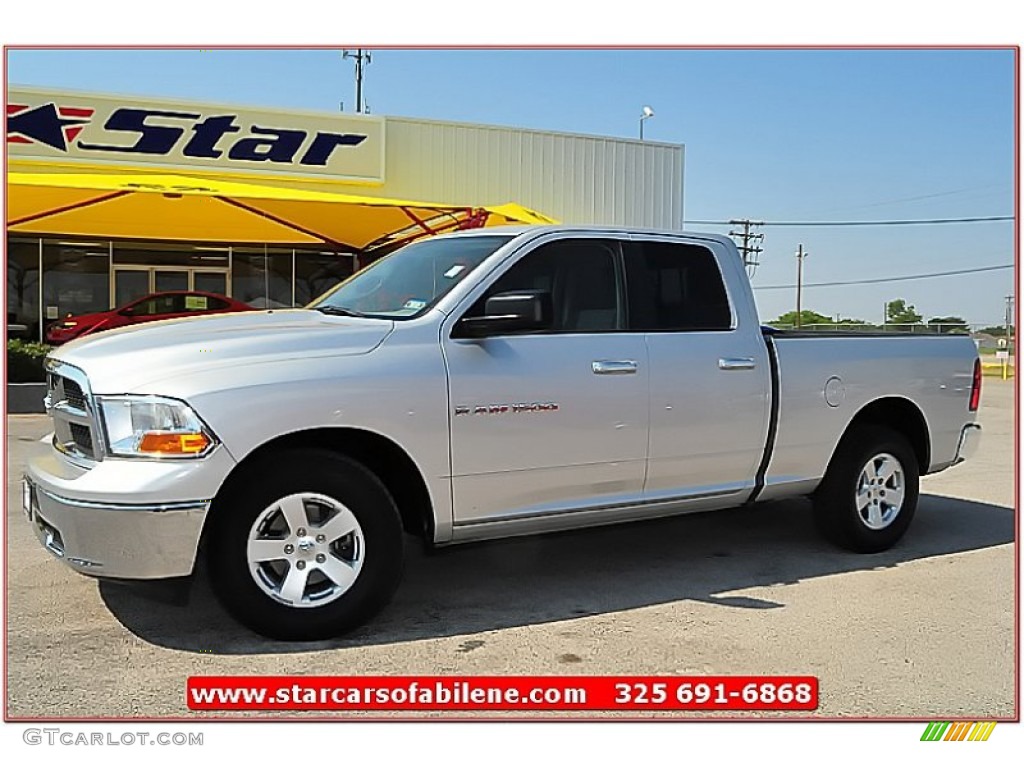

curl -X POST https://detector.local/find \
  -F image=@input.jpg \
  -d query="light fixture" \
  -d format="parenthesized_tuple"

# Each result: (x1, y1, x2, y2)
(640, 105, 655, 141)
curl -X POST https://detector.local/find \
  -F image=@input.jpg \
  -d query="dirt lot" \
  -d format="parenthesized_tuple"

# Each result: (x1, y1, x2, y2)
(4, 380, 1015, 719)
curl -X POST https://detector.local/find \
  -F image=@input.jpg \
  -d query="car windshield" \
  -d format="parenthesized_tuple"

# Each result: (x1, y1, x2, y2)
(310, 235, 514, 319)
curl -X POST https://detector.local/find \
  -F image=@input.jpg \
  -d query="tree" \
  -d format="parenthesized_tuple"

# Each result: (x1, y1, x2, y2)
(770, 309, 834, 327)
(978, 325, 1015, 338)
(927, 316, 969, 333)
(886, 299, 923, 325)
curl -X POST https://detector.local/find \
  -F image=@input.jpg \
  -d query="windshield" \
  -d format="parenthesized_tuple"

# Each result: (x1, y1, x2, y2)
(311, 235, 515, 319)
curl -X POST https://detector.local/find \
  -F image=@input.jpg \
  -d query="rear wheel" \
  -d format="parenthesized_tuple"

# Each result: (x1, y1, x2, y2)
(207, 449, 404, 640)
(813, 425, 919, 553)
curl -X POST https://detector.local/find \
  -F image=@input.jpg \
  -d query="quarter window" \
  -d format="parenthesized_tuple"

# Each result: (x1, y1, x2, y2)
(624, 241, 732, 331)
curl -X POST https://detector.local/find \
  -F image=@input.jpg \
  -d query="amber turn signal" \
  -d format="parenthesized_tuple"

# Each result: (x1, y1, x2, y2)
(137, 431, 210, 455)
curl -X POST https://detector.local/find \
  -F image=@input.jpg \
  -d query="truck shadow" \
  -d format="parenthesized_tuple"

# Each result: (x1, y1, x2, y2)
(98, 493, 1014, 655)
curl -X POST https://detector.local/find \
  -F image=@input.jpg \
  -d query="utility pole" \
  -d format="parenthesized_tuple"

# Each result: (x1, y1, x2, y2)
(342, 49, 372, 113)
(728, 219, 764, 275)
(795, 244, 808, 328)
(1005, 294, 1015, 345)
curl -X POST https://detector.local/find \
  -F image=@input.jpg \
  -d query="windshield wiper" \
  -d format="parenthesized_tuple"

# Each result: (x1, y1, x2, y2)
(314, 305, 369, 318)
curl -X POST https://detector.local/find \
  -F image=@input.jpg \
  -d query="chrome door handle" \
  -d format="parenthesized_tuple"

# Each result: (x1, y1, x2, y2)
(592, 360, 638, 375)
(718, 357, 756, 370)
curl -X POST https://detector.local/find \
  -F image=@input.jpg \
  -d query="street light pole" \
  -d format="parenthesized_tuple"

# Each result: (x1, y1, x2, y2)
(639, 105, 654, 140)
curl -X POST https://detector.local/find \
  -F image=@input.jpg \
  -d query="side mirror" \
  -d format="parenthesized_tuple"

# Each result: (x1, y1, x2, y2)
(456, 290, 552, 338)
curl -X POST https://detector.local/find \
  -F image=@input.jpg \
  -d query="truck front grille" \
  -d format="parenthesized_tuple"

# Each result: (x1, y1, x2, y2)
(61, 379, 86, 411)
(46, 363, 99, 462)
(69, 423, 94, 454)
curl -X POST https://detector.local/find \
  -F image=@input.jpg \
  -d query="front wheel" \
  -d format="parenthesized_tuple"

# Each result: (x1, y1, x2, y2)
(813, 425, 920, 553)
(207, 449, 404, 640)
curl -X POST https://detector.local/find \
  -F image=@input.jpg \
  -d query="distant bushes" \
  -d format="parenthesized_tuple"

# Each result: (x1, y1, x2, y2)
(7, 340, 52, 383)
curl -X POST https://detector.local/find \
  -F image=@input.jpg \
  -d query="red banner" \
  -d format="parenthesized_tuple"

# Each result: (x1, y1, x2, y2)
(187, 675, 818, 712)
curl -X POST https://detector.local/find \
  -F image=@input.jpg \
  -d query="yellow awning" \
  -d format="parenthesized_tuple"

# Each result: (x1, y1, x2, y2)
(6, 170, 557, 250)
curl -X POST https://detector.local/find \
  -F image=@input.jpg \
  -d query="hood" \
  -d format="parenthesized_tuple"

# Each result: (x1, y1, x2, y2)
(50, 309, 394, 393)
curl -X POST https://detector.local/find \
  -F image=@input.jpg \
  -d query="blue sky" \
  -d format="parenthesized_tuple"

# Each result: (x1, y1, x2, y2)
(6, 48, 1017, 325)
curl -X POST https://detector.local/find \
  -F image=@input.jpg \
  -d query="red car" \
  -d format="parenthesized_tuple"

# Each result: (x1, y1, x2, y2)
(46, 291, 254, 344)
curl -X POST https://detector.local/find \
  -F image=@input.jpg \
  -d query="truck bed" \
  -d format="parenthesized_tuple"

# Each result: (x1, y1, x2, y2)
(757, 328, 978, 501)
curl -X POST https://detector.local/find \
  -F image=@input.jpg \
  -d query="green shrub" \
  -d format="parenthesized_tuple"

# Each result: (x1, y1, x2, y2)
(7, 340, 53, 383)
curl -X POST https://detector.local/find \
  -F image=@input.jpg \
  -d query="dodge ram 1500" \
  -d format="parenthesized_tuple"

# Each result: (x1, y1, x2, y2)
(24, 226, 982, 639)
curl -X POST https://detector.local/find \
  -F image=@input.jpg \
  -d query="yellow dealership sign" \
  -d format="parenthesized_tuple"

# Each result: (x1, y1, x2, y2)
(7, 87, 385, 184)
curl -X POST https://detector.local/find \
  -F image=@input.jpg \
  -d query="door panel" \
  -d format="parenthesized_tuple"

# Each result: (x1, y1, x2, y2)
(644, 331, 769, 497)
(446, 334, 649, 523)
(624, 238, 771, 498)
(445, 237, 649, 525)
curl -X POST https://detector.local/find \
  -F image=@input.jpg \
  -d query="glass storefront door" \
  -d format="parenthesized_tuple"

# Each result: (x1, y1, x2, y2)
(9, 237, 360, 339)
(154, 270, 189, 293)
(113, 268, 149, 308)
(194, 271, 228, 295)
(113, 267, 230, 308)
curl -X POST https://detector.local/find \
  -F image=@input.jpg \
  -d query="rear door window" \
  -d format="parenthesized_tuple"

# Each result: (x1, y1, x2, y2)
(624, 241, 732, 331)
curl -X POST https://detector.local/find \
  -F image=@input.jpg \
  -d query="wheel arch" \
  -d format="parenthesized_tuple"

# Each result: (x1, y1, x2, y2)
(837, 397, 930, 474)
(205, 427, 436, 545)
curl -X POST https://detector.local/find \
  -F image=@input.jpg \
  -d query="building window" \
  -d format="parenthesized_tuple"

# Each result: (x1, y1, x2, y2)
(42, 239, 111, 330)
(232, 247, 295, 308)
(112, 240, 231, 306)
(295, 250, 357, 306)
(7, 237, 40, 340)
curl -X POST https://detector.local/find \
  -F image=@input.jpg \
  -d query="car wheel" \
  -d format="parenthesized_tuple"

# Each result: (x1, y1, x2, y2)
(813, 425, 919, 553)
(207, 449, 404, 640)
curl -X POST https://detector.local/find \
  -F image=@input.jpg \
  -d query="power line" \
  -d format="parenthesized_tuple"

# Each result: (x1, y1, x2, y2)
(808, 183, 1008, 213)
(687, 215, 1013, 227)
(752, 263, 1013, 290)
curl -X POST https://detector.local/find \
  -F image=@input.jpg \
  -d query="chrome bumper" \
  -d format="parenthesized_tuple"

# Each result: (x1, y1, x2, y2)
(953, 423, 982, 465)
(24, 443, 234, 579)
(23, 479, 208, 578)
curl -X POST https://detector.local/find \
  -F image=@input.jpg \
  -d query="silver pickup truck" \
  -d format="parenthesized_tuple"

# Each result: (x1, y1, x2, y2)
(24, 226, 982, 640)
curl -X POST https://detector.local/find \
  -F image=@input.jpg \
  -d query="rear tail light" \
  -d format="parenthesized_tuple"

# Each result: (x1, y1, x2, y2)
(969, 358, 982, 412)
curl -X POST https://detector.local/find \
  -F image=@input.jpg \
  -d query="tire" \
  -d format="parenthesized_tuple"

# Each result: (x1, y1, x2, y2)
(206, 449, 404, 640)
(813, 425, 920, 553)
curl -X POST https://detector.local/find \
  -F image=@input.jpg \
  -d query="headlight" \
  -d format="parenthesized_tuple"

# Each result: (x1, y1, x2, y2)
(96, 395, 217, 458)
